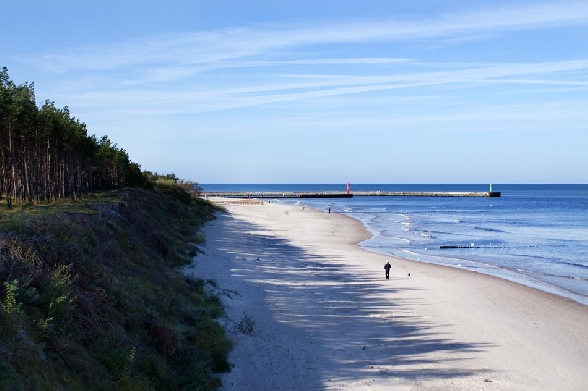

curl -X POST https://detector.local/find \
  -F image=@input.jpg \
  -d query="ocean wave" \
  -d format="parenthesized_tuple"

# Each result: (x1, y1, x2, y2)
(372, 235, 410, 243)
(474, 226, 507, 233)
(553, 260, 588, 269)
(423, 229, 451, 235)
(568, 276, 588, 281)
(404, 209, 487, 214)
(400, 249, 420, 256)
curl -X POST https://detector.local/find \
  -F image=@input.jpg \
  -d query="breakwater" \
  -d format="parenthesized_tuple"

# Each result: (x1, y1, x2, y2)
(203, 192, 353, 199)
(355, 191, 501, 197)
(202, 191, 500, 198)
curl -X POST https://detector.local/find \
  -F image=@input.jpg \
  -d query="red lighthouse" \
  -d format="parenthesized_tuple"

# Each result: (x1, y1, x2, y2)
(346, 183, 350, 195)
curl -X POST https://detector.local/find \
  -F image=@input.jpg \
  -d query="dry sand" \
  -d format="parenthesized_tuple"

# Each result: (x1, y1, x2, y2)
(183, 199, 588, 390)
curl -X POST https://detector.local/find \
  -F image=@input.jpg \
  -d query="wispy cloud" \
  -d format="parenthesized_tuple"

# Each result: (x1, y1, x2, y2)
(60, 59, 588, 118)
(18, 0, 587, 131)
(30, 1, 588, 73)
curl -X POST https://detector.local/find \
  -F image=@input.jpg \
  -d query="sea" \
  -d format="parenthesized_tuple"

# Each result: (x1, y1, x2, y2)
(201, 184, 588, 306)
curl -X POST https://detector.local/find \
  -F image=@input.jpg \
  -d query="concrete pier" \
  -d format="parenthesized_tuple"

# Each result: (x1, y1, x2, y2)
(203, 192, 353, 199)
(354, 191, 501, 197)
(202, 191, 500, 199)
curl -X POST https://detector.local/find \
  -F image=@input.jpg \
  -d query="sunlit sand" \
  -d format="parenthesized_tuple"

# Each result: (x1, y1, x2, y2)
(184, 198, 588, 390)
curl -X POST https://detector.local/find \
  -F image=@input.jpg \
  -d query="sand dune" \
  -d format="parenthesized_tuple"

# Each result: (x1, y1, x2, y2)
(183, 200, 588, 390)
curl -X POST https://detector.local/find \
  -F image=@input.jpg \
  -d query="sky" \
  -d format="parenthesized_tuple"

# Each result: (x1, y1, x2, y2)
(2, 1, 588, 184)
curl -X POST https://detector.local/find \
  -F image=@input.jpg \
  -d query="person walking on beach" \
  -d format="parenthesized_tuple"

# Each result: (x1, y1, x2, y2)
(384, 261, 391, 279)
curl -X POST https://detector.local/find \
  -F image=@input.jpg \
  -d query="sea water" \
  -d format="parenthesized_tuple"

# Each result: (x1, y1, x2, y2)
(201, 184, 588, 305)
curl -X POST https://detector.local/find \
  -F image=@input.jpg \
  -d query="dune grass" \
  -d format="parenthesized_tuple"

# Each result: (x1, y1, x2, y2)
(0, 185, 230, 390)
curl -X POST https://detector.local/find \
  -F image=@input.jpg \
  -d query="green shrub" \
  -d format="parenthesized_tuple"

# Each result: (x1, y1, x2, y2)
(185, 317, 232, 373)
(0, 357, 24, 391)
(2, 280, 22, 316)
(42, 264, 75, 331)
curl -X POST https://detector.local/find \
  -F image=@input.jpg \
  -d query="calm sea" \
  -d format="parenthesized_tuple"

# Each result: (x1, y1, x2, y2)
(201, 184, 588, 305)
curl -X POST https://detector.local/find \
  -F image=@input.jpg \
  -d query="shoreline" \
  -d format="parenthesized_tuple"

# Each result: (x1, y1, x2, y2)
(187, 199, 588, 390)
(289, 198, 588, 307)
(353, 225, 588, 307)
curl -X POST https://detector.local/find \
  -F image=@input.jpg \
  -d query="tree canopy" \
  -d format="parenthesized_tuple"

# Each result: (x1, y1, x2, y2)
(1, 67, 145, 207)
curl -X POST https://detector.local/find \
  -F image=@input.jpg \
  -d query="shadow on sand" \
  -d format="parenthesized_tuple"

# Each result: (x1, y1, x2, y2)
(203, 212, 495, 388)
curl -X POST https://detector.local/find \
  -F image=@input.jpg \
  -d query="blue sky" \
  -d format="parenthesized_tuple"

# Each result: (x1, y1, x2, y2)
(3, 1, 588, 184)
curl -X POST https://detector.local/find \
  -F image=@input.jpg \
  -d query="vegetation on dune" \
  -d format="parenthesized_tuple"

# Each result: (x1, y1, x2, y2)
(1, 68, 232, 390)
(0, 181, 230, 390)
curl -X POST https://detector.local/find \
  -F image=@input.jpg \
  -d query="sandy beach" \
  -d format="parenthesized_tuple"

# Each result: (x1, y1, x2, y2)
(184, 199, 588, 390)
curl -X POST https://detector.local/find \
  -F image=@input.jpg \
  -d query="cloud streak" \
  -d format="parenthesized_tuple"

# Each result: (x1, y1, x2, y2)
(59, 59, 588, 118)
(17, 0, 586, 145)
(32, 1, 588, 73)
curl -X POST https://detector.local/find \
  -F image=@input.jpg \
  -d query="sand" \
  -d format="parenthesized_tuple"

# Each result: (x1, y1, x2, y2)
(183, 199, 588, 390)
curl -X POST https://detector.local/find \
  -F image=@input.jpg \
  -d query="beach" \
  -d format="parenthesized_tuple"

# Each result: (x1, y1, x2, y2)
(184, 199, 588, 390)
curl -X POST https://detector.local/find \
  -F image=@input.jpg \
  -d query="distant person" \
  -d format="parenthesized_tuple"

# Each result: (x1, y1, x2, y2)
(328, 207, 331, 214)
(384, 261, 391, 279)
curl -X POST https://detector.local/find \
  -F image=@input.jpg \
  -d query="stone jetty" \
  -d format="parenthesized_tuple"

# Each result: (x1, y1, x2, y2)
(202, 191, 500, 199)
